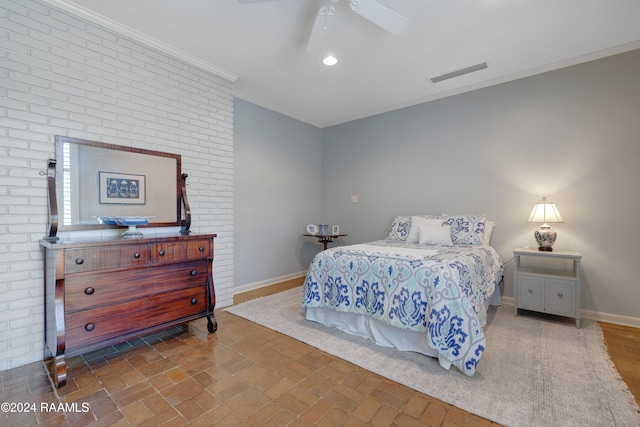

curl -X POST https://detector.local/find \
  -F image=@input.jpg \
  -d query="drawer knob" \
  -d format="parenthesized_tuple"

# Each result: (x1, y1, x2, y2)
(159, 250, 165, 256)
(134, 252, 140, 259)
(191, 270, 198, 277)
(199, 246, 205, 252)
(558, 292, 563, 297)
(528, 289, 533, 293)
(85, 323, 95, 332)
(84, 287, 95, 295)
(75, 258, 84, 265)
(191, 298, 198, 305)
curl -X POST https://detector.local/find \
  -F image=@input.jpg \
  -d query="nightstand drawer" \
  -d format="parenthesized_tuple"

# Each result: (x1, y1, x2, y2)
(546, 279, 575, 315)
(518, 275, 544, 310)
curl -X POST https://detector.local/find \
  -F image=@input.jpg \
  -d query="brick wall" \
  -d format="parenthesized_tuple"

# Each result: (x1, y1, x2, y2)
(0, 0, 234, 370)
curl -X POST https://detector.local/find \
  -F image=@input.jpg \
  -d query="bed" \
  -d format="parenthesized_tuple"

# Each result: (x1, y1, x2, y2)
(302, 214, 504, 377)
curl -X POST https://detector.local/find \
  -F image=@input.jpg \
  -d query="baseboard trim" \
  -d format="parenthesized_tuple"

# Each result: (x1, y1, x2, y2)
(234, 284, 640, 329)
(233, 271, 306, 296)
(501, 297, 640, 328)
(580, 309, 640, 328)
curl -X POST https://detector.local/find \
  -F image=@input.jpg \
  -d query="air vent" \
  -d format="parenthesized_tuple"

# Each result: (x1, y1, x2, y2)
(430, 62, 488, 83)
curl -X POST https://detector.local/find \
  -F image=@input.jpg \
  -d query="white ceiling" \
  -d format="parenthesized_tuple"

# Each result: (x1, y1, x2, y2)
(46, 0, 640, 128)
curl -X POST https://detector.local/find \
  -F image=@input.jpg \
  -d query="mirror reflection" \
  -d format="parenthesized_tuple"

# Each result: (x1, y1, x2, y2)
(55, 136, 182, 230)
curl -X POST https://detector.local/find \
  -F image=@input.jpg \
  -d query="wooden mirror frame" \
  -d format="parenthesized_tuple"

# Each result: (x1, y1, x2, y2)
(45, 136, 191, 241)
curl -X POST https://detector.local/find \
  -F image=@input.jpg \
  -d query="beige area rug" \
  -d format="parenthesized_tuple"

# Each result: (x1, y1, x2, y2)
(226, 287, 640, 427)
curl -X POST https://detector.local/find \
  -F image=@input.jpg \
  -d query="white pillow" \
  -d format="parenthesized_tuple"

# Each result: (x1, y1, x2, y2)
(407, 216, 445, 243)
(418, 225, 453, 246)
(387, 214, 444, 241)
(483, 220, 496, 245)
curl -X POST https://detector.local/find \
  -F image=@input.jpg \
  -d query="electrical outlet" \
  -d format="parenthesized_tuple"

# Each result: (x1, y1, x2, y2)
(351, 195, 358, 203)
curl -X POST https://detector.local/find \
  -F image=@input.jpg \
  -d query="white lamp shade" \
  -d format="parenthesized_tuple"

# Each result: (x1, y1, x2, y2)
(527, 200, 564, 224)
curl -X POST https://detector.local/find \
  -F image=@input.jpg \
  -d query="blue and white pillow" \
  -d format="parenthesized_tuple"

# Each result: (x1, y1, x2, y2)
(386, 215, 445, 241)
(442, 214, 486, 246)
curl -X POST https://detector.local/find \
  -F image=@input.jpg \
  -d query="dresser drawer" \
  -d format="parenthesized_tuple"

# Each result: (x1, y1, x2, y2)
(65, 261, 209, 312)
(150, 239, 212, 264)
(65, 285, 208, 350)
(65, 245, 148, 274)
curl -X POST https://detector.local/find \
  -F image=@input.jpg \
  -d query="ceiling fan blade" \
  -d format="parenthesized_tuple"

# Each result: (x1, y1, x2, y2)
(349, 0, 409, 35)
(307, 4, 336, 52)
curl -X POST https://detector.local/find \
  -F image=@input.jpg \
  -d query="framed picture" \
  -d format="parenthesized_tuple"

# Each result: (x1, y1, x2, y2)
(99, 171, 146, 205)
(332, 225, 340, 235)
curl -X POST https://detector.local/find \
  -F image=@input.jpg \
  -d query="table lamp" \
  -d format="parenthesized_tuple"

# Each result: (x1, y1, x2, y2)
(527, 197, 564, 251)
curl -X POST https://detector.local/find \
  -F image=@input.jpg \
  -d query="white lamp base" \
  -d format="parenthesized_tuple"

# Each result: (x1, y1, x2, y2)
(534, 224, 557, 251)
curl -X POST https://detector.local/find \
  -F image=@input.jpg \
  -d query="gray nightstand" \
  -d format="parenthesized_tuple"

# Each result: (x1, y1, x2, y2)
(513, 248, 582, 328)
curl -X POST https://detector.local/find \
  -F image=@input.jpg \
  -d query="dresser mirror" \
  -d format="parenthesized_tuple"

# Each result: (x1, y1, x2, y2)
(45, 136, 189, 239)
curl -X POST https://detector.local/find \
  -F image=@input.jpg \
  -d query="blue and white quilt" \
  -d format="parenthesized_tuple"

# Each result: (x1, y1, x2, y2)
(302, 240, 503, 376)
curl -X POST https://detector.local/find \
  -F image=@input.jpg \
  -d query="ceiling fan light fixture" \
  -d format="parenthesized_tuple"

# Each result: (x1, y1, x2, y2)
(307, 0, 408, 51)
(323, 55, 338, 65)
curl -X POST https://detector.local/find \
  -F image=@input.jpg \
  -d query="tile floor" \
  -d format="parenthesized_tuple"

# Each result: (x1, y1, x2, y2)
(1, 278, 638, 426)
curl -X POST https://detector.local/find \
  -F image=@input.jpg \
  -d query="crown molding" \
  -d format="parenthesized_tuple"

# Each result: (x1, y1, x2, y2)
(318, 40, 640, 128)
(42, 0, 238, 83)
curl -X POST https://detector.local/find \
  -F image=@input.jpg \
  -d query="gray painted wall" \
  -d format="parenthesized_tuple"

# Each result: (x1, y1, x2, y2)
(234, 50, 640, 322)
(234, 99, 323, 288)
(320, 49, 640, 321)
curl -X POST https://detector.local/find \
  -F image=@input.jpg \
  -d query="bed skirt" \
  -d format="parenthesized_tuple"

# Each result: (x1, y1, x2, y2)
(305, 284, 501, 371)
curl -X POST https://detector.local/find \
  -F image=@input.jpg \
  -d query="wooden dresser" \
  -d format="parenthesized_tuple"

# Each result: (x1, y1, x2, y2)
(40, 233, 217, 387)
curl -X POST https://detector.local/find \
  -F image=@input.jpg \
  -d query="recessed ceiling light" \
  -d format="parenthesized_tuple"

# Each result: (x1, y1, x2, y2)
(323, 55, 338, 66)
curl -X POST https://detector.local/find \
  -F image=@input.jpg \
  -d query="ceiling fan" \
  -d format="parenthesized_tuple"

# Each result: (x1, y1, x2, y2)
(238, 0, 409, 51)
